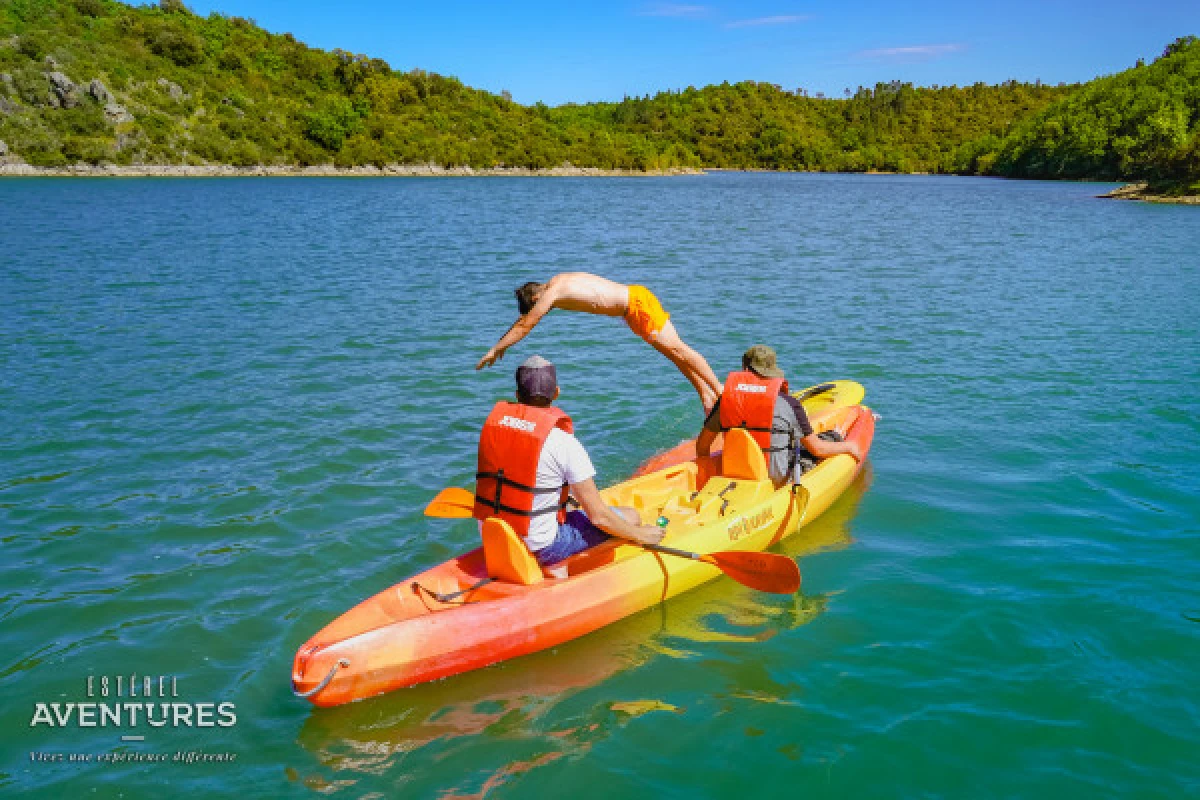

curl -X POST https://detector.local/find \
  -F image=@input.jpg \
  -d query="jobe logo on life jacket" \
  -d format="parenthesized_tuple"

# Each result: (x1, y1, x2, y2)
(498, 416, 537, 433)
(735, 383, 769, 393)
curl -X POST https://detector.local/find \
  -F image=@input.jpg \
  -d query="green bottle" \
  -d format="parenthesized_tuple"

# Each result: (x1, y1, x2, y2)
(656, 516, 670, 529)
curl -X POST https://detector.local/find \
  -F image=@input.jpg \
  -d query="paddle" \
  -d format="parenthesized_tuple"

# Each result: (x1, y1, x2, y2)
(425, 488, 801, 594)
(643, 544, 800, 594)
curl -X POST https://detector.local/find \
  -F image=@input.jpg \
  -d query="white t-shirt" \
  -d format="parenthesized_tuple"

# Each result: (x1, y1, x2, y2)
(478, 427, 596, 552)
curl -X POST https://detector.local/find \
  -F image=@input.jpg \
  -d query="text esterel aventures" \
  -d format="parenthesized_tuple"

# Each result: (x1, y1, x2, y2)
(30, 676, 237, 729)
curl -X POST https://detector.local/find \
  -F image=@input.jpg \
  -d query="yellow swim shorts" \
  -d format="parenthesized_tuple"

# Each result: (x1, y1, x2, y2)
(625, 285, 671, 341)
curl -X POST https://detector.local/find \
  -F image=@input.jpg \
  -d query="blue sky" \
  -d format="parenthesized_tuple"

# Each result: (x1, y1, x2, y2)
(185, 0, 1197, 105)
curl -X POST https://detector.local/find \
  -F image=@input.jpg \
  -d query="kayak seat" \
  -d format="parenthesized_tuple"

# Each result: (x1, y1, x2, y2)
(720, 428, 770, 482)
(481, 517, 544, 585)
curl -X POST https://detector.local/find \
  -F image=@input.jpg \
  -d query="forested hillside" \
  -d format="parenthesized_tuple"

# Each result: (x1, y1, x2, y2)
(0, 0, 1195, 189)
(981, 36, 1200, 189)
(555, 80, 1066, 174)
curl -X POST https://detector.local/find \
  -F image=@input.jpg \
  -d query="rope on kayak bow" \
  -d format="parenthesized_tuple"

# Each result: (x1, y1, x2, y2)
(293, 658, 349, 698)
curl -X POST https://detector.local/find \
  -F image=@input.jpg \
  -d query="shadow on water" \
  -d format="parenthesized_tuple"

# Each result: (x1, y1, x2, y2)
(289, 469, 872, 794)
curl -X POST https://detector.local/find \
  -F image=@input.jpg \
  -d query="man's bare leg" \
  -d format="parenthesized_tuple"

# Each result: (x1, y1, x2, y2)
(648, 321, 723, 412)
(660, 349, 715, 408)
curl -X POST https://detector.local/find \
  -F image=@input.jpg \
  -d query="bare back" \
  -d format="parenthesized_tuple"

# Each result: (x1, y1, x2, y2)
(546, 273, 629, 317)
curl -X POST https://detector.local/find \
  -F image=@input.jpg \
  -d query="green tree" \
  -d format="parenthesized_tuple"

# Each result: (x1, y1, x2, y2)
(147, 25, 205, 66)
(302, 97, 362, 151)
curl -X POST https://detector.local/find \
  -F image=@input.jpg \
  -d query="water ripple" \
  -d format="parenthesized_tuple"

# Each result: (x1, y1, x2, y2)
(0, 174, 1197, 797)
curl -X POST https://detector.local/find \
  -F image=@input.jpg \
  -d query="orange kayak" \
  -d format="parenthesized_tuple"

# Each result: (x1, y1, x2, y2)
(292, 395, 875, 707)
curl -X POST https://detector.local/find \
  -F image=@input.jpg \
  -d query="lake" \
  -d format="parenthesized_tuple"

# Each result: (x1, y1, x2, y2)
(1, 172, 1197, 797)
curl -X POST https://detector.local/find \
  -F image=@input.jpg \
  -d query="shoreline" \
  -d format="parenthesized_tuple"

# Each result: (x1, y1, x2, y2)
(2, 164, 1196, 202)
(1098, 181, 1200, 204)
(0, 162, 704, 178)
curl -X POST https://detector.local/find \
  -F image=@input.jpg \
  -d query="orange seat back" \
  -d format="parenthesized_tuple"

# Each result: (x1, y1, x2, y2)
(481, 517, 544, 585)
(721, 428, 770, 482)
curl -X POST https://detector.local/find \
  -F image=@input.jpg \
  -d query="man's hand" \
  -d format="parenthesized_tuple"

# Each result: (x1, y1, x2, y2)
(476, 347, 505, 370)
(626, 524, 666, 546)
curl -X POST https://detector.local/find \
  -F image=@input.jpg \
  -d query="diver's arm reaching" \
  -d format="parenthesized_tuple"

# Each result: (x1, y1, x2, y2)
(476, 286, 559, 369)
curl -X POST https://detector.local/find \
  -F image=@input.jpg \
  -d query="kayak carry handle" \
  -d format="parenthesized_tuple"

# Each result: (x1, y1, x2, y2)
(796, 383, 836, 402)
(293, 658, 349, 698)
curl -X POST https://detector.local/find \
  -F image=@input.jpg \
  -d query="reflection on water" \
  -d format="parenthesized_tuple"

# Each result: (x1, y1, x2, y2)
(291, 471, 871, 795)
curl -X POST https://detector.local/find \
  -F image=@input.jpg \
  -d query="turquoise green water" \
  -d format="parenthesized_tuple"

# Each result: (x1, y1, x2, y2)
(1, 173, 1197, 797)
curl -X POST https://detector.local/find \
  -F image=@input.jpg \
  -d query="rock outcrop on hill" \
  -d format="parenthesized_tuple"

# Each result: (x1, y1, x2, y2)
(87, 78, 113, 103)
(44, 70, 78, 107)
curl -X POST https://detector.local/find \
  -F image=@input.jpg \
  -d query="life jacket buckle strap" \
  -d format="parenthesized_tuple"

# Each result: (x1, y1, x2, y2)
(475, 470, 561, 494)
(492, 468, 504, 513)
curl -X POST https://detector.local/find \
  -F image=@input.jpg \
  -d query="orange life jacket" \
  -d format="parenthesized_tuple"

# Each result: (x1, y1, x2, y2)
(474, 401, 574, 538)
(718, 370, 793, 456)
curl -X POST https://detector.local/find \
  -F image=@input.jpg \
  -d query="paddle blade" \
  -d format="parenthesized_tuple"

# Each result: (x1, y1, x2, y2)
(707, 551, 801, 594)
(424, 487, 476, 518)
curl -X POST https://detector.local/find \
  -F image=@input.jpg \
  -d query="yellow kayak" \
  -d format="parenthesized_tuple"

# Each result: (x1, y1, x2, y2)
(292, 384, 874, 707)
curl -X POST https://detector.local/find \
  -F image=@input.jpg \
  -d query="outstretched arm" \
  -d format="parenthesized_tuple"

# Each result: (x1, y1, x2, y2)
(476, 289, 557, 370)
(571, 477, 664, 545)
(800, 432, 862, 462)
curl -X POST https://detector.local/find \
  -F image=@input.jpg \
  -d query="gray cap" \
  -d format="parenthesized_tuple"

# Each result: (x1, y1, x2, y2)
(516, 355, 558, 400)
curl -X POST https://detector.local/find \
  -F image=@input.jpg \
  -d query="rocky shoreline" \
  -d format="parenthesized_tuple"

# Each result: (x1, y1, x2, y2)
(4, 165, 1195, 197)
(1099, 182, 1200, 204)
(0, 162, 704, 178)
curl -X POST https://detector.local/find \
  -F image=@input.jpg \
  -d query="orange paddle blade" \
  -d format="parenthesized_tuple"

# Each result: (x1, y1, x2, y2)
(704, 551, 801, 594)
(424, 487, 475, 518)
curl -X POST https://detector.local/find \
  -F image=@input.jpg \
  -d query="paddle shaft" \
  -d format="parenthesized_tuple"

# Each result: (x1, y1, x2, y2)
(644, 543, 716, 564)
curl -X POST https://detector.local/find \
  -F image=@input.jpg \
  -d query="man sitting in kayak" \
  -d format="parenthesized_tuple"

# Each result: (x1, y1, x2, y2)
(475, 272, 723, 412)
(474, 355, 666, 577)
(696, 345, 861, 486)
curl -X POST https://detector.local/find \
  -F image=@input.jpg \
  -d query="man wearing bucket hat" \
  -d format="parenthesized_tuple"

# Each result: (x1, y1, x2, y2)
(695, 345, 862, 486)
(473, 355, 665, 576)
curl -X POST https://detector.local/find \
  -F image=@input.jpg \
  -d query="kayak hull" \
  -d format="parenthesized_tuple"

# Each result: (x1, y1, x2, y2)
(293, 402, 875, 707)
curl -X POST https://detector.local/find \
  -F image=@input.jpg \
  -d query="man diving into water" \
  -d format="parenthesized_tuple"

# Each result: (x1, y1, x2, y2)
(476, 272, 723, 412)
